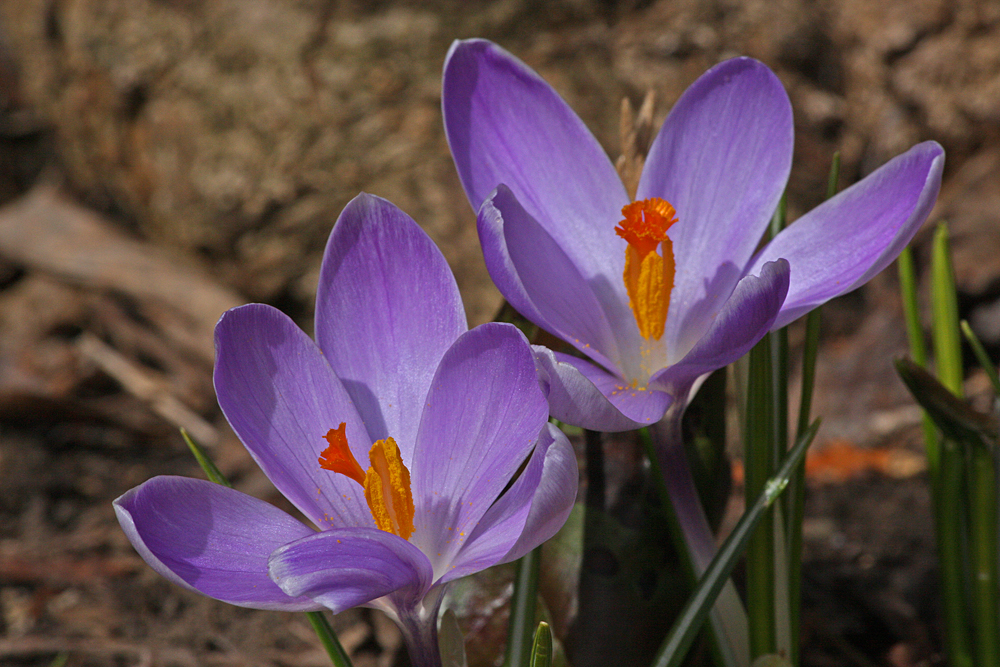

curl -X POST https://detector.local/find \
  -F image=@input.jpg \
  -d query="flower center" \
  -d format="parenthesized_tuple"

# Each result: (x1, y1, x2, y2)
(614, 198, 678, 341)
(319, 423, 415, 540)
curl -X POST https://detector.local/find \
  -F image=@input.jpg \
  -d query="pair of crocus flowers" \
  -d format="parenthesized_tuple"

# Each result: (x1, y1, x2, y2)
(115, 38, 943, 663)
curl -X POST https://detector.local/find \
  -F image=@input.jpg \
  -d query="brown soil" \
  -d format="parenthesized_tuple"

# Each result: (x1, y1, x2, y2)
(0, 1, 998, 666)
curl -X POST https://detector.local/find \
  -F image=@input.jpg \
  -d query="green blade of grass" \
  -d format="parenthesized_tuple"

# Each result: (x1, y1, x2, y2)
(504, 547, 541, 667)
(898, 246, 940, 475)
(929, 223, 974, 667)
(181, 428, 232, 488)
(931, 223, 964, 398)
(651, 421, 820, 667)
(967, 443, 1000, 667)
(745, 338, 776, 659)
(961, 320, 1000, 394)
(307, 611, 356, 667)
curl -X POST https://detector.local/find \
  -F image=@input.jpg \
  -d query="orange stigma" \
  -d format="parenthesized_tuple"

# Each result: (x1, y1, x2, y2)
(319, 423, 366, 485)
(615, 198, 677, 341)
(318, 424, 415, 540)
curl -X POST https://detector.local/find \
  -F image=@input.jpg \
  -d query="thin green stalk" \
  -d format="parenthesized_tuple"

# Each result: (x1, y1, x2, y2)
(968, 441, 999, 667)
(503, 548, 541, 667)
(181, 428, 232, 488)
(792, 309, 822, 446)
(937, 438, 973, 667)
(961, 320, 1000, 394)
(932, 224, 964, 398)
(181, 429, 354, 667)
(769, 195, 791, 661)
(898, 247, 940, 476)
(930, 224, 974, 667)
(768, 193, 787, 240)
(784, 309, 818, 667)
(307, 612, 355, 667)
(898, 247, 928, 367)
(745, 338, 776, 659)
(651, 422, 820, 667)
(959, 319, 1000, 667)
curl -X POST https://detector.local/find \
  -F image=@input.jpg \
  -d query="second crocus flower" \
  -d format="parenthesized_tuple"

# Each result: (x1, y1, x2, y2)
(442, 39, 944, 432)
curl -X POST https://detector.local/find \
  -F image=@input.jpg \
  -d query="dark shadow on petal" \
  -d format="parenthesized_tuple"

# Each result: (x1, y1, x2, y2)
(669, 260, 742, 359)
(340, 379, 388, 444)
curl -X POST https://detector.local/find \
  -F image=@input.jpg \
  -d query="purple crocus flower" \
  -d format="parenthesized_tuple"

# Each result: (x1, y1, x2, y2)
(442, 39, 944, 433)
(114, 194, 577, 667)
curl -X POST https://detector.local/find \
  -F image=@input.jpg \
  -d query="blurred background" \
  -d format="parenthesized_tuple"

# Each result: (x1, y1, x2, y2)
(0, 1, 997, 666)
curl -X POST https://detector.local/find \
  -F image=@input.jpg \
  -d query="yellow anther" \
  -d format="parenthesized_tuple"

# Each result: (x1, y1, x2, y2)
(615, 198, 677, 341)
(364, 438, 415, 540)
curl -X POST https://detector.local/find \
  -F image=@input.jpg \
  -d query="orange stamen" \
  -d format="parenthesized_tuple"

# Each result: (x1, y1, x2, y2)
(364, 438, 415, 540)
(319, 426, 415, 540)
(616, 198, 678, 341)
(318, 423, 366, 486)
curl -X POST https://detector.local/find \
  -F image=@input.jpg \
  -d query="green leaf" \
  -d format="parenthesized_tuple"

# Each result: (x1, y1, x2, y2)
(529, 623, 553, 667)
(895, 358, 997, 448)
(181, 428, 232, 488)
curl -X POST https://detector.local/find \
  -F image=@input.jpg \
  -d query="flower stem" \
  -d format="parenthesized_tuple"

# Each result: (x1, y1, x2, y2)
(647, 416, 750, 667)
(390, 600, 444, 667)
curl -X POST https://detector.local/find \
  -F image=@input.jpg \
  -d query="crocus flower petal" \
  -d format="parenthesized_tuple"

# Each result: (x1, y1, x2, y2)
(409, 322, 548, 576)
(488, 184, 630, 372)
(476, 189, 559, 331)
(749, 141, 945, 330)
(652, 259, 790, 392)
(268, 528, 434, 615)
(214, 303, 373, 530)
(637, 57, 793, 360)
(532, 346, 672, 432)
(114, 476, 321, 612)
(440, 423, 577, 584)
(316, 193, 468, 460)
(443, 39, 628, 289)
